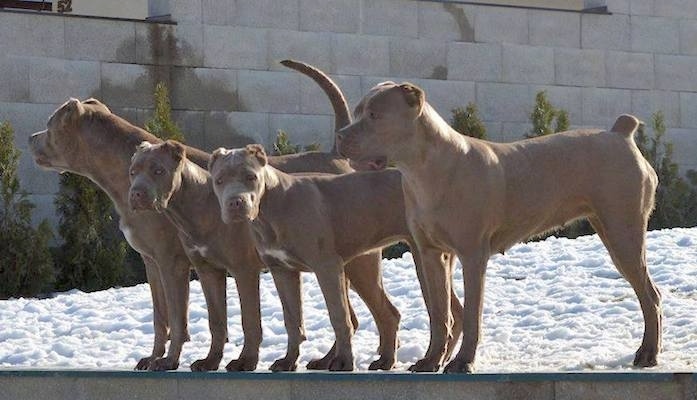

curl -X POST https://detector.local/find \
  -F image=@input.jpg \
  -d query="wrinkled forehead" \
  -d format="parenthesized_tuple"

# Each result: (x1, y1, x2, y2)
(354, 82, 404, 114)
(216, 149, 262, 174)
(132, 144, 174, 168)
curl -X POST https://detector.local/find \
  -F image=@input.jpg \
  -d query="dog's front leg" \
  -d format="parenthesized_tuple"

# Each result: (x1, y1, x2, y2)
(190, 266, 228, 371)
(226, 268, 261, 372)
(314, 267, 355, 371)
(269, 267, 305, 372)
(408, 242, 452, 372)
(147, 253, 192, 371)
(444, 245, 490, 374)
(135, 254, 168, 370)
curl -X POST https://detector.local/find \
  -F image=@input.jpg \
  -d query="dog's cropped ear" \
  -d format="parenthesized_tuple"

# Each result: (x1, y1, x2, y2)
(61, 98, 85, 119)
(398, 83, 425, 112)
(136, 141, 153, 152)
(163, 140, 186, 163)
(245, 144, 268, 167)
(209, 147, 228, 171)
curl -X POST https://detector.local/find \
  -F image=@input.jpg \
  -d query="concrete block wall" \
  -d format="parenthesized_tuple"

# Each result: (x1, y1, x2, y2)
(1, 0, 697, 226)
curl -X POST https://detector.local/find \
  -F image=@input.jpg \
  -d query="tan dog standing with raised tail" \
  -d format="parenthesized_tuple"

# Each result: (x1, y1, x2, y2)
(337, 81, 661, 373)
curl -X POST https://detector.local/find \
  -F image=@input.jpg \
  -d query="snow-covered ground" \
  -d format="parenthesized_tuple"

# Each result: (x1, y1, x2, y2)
(1, 228, 695, 372)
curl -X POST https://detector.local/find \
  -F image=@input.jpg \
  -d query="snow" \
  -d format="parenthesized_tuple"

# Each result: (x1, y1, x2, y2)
(1, 228, 695, 372)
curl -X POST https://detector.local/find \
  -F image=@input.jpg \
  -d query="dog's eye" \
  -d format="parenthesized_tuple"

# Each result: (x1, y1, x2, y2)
(246, 174, 257, 182)
(369, 111, 379, 120)
(129, 170, 136, 176)
(215, 177, 223, 185)
(154, 169, 164, 176)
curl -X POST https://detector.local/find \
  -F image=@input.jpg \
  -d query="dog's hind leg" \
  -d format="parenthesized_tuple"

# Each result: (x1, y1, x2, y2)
(226, 268, 262, 371)
(443, 253, 464, 364)
(345, 252, 401, 371)
(135, 255, 168, 370)
(589, 214, 662, 367)
(270, 267, 306, 371)
(190, 266, 228, 371)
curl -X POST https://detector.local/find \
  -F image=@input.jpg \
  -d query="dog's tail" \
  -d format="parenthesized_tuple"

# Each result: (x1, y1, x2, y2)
(280, 59, 350, 155)
(610, 114, 642, 137)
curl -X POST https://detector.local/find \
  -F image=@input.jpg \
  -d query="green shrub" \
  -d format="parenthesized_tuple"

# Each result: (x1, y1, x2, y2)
(527, 91, 569, 138)
(145, 81, 185, 142)
(636, 111, 697, 229)
(451, 103, 487, 139)
(0, 121, 55, 299)
(272, 130, 320, 155)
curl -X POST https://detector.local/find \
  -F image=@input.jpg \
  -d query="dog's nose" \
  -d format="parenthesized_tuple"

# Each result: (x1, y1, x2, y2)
(228, 197, 244, 210)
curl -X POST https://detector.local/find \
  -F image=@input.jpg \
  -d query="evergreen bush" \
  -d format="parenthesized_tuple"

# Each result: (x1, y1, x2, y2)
(451, 103, 487, 139)
(0, 121, 55, 299)
(527, 91, 569, 138)
(145, 82, 185, 142)
(273, 130, 320, 155)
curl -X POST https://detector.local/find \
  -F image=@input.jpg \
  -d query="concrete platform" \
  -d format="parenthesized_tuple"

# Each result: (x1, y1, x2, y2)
(0, 370, 695, 400)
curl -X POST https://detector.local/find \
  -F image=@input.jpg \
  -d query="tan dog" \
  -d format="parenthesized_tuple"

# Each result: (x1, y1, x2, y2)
(337, 82, 662, 373)
(26, 61, 385, 371)
(128, 140, 402, 371)
(208, 144, 464, 371)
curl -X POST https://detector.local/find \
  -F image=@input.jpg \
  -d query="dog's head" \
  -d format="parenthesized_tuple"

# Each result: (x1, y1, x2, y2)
(128, 140, 186, 212)
(208, 144, 268, 224)
(28, 98, 112, 174)
(337, 82, 425, 171)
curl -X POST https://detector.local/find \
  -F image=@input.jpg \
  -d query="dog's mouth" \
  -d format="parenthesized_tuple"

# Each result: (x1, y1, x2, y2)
(349, 156, 388, 171)
(32, 153, 67, 173)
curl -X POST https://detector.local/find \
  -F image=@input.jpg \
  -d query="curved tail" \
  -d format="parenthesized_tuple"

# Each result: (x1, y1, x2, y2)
(610, 114, 642, 136)
(280, 59, 350, 154)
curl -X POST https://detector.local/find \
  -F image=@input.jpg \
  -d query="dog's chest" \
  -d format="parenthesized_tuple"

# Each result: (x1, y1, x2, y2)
(251, 219, 304, 271)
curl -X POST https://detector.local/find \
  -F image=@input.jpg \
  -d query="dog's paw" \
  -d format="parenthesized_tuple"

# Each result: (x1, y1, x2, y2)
(147, 357, 180, 371)
(443, 358, 474, 374)
(306, 354, 333, 370)
(368, 356, 396, 371)
(190, 356, 221, 372)
(633, 346, 658, 368)
(270, 357, 298, 372)
(328, 354, 355, 371)
(135, 355, 157, 370)
(409, 358, 440, 372)
(225, 356, 258, 372)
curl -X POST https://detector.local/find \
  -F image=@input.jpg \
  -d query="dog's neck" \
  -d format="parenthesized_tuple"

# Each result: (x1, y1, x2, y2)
(164, 159, 220, 240)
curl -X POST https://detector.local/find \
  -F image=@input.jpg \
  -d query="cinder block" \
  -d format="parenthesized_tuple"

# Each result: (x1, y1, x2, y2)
(299, 74, 362, 118)
(655, 54, 697, 92)
(362, 0, 418, 37)
(202, 0, 236, 25)
(234, 0, 299, 30)
(412, 381, 553, 400)
(529, 85, 583, 125)
(629, 0, 654, 15)
(655, 0, 697, 19)
(556, 380, 682, 400)
(29, 58, 101, 103)
(300, 0, 360, 33)
(476, 82, 531, 122)
(332, 34, 390, 76)
(0, 56, 30, 102)
(631, 16, 679, 54)
(631, 90, 680, 127)
(475, 6, 529, 45)
(400, 78, 475, 118)
(237, 71, 300, 114)
(0, 102, 61, 149)
(679, 20, 697, 56)
(292, 380, 386, 400)
(581, 14, 630, 50)
(448, 42, 501, 82)
(680, 92, 697, 128)
(172, 111, 206, 150)
(76, 377, 178, 400)
(136, 23, 204, 67)
(65, 19, 136, 63)
(169, 0, 202, 24)
(204, 111, 270, 151)
(502, 44, 554, 85)
(101, 63, 169, 108)
(389, 38, 448, 79)
(268, 30, 333, 73)
(417, 1, 476, 42)
(171, 67, 238, 111)
(17, 152, 60, 195)
(269, 113, 334, 152)
(582, 87, 632, 126)
(554, 48, 605, 87)
(605, 51, 654, 90)
(203, 25, 268, 69)
(0, 13, 64, 58)
(530, 10, 580, 48)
